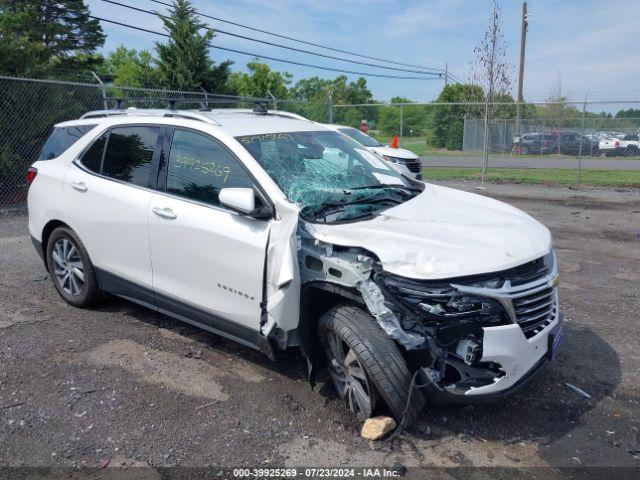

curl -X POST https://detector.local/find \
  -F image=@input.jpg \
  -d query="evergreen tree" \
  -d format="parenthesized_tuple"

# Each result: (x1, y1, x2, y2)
(155, 0, 215, 91)
(0, 0, 104, 75)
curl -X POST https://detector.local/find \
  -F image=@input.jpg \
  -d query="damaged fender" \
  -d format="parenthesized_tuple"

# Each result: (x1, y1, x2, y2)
(298, 229, 424, 350)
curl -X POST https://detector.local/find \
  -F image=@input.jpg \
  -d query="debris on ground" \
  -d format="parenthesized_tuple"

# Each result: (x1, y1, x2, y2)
(565, 382, 592, 399)
(629, 450, 640, 460)
(195, 400, 220, 411)
(361, 416, 397, 440)
(390, 460, 407, 476)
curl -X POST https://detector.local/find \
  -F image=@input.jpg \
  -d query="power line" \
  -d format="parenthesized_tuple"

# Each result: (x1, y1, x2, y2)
(449, 73, 465, 84)
(84, 13, 442, 80)
(147, 0, 446, 74)
(100, 0, 442, 76)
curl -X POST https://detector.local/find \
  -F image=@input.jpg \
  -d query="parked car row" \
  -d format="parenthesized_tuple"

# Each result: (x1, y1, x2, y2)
(598, 132, 640, 157)
(514, 131, 640, 157)
(517, 131, 599, 156)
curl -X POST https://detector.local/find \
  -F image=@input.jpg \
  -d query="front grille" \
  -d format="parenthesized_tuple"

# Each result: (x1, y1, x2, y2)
(376, 251, 559, 339)
(405, 160, 422, 173)
(512, 287, 557, 338)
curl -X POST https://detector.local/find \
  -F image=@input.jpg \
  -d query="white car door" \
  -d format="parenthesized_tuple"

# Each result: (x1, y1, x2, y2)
(63, 125, 163, 305)
(147, 128, 271, 344)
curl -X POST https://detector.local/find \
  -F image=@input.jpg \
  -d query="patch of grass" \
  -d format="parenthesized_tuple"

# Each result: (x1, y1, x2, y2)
(421, 167, 640, 187)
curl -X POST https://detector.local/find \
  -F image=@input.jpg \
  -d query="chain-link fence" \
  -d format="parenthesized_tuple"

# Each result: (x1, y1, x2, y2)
(330, 99, 640, 185)
(2, 75, 639, 210)
(0, 75, 330, 209)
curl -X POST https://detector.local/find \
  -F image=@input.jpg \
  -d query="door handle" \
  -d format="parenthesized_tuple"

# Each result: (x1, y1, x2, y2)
(152, 207, 177, 220)
(70, 181, 87, 192)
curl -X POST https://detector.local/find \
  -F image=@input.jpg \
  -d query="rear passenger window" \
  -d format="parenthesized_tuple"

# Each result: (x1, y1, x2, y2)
(80, 133, 107, 173)
(38, 125, 96, 160)
(102, 126, 160, 187)
(166, 129, 254, 206)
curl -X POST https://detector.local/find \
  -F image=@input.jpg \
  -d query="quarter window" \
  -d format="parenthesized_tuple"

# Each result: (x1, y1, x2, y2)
(38, 125, 96, 160)
(166, 129, 254, 206)
(80, 133, 107, 173)
(102, 126, 160, 187)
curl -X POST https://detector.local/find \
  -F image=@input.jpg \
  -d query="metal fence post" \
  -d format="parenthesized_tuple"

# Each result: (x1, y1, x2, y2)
(266, 90, 277, 110)
(503, 118, 507, 154)
(482, 99, 490, 182)
(577, 93, 587, 184)
(91, 71, 108, 109)
(399, 105, 404, 139)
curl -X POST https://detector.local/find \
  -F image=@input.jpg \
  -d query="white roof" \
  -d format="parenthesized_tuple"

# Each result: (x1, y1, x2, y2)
(62, 108, 327, 137)
(199, 110, 325, 136)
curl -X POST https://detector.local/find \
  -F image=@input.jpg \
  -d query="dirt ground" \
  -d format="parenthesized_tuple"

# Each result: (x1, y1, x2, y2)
(0, 181, 639, 475)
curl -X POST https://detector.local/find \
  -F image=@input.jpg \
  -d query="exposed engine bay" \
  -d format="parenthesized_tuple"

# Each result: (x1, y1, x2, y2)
(298, 226, 562, 398)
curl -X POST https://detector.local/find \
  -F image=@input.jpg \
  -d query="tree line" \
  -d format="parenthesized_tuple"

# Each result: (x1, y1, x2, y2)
(0, 0, 637, 152)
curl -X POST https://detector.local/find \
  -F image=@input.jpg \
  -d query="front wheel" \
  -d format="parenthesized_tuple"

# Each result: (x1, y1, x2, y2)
(46, 226, 102, 308)
(318, 305, 425, 425)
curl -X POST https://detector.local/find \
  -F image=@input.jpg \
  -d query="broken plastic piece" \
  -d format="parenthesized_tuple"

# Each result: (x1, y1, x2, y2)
(357, 279, 425, 350)
(565, 382, 592, 399)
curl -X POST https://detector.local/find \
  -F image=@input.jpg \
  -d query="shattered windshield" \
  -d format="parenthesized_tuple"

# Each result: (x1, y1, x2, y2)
(337, 127, 381, 147)
(236, 131, 420, 223)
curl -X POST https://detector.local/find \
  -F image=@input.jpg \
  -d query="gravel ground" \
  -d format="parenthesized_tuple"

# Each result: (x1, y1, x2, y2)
(0, 181, 639, 474)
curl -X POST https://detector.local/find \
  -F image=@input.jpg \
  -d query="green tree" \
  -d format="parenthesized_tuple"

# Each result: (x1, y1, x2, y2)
(156, 0, 220, 91)
(615, 108, 640, 129)
(227, 60, 292, 99)
(377, 97, 429, 136)
(98, 46, 161, 88)
(290, 75, 375, 126)
(536, 78, 580, 129)
(0, 0, 105, 75)
(431, 84, 484, 149)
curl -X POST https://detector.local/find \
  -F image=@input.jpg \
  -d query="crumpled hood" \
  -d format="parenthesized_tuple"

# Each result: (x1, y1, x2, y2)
(304, 183, 552, 280)
(369, 145, 419, 160)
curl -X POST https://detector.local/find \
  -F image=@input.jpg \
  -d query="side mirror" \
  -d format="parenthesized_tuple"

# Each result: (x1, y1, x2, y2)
(219, 188, 255, 214)
(219, 188, 272, 219)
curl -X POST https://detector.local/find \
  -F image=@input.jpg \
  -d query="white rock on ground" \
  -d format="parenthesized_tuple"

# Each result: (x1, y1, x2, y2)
(360, 416, 397, 440)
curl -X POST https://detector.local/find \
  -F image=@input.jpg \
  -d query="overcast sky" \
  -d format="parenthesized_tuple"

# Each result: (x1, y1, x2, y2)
(86, 0, 640, 103)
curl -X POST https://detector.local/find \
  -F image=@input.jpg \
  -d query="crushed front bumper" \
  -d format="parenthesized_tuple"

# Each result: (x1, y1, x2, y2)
(427, 312, 563, 403)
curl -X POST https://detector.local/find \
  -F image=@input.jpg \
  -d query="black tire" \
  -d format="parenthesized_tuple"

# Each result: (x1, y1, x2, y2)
(46, 226, 101, 308)
(625, 146, 639, 157)
(318, 305, 425, 425)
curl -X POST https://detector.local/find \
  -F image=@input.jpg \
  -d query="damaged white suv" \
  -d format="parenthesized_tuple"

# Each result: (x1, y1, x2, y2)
(28, 106, 563, 425)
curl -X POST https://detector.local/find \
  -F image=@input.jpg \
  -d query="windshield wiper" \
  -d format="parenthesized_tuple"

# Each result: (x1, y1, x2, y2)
(350, 184, 421, 192)
(306, 195, 403, 223)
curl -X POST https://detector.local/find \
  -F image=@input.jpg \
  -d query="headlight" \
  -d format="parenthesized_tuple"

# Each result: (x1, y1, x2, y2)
(374, 272, 505, 322)
(381, 155, 402, 164)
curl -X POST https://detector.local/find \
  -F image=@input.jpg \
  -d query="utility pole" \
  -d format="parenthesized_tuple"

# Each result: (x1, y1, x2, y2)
(515, 1, 528, 139)
(445, 63, 448, 86)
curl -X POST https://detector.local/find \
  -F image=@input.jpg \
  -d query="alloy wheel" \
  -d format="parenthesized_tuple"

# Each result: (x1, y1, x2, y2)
(323, 331, 375, 420)
(51, 238, 85, 296)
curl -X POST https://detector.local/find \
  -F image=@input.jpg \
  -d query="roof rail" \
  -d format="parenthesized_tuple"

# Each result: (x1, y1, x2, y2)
(80, 108, 221, 125)
(267, 110, 310, 121)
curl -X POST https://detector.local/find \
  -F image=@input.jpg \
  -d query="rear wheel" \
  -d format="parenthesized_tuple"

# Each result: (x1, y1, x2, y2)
(625, 146, 639, 157)
(46, 227, 101, 308)
(318, 305, 425, 425)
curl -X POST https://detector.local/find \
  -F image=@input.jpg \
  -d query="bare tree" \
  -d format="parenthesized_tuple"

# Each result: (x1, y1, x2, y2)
(468, 0, 513, 114)
(467, 0, 513, 178)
